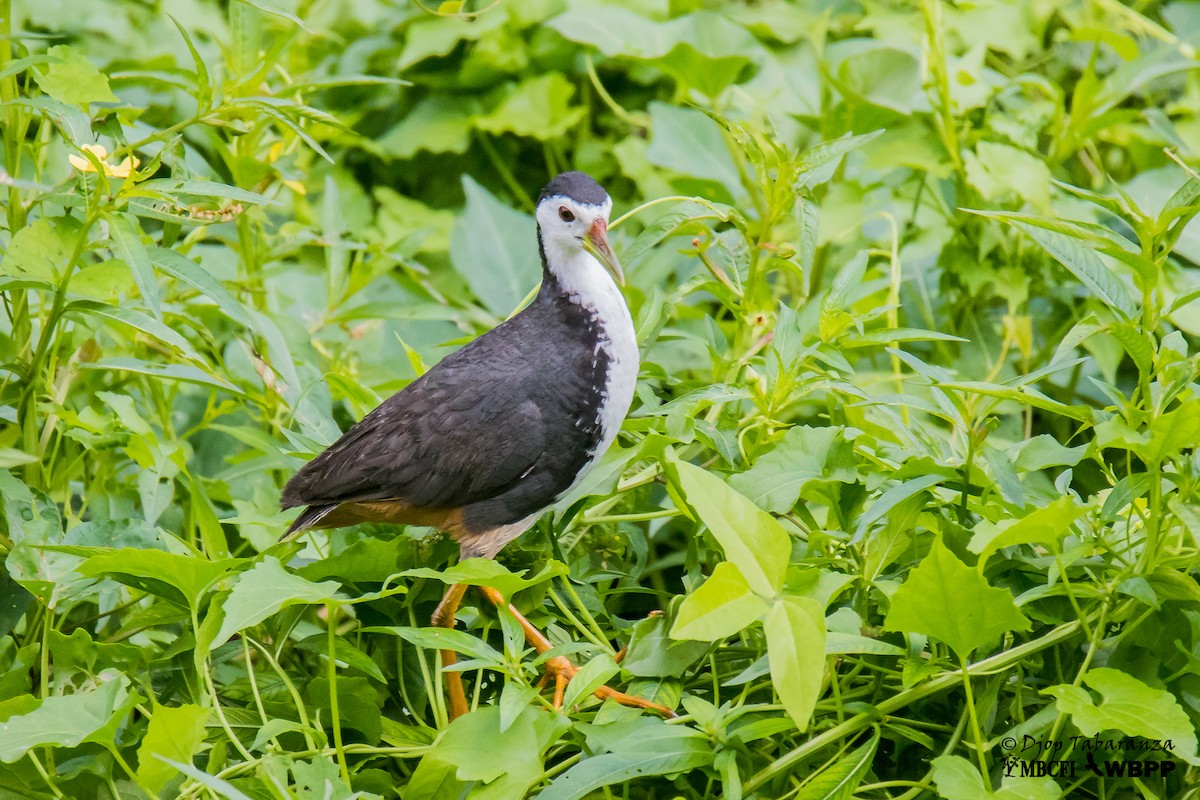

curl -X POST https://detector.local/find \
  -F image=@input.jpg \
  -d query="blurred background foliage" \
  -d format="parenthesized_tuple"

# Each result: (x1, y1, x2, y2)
(2, 0, 1200, 797)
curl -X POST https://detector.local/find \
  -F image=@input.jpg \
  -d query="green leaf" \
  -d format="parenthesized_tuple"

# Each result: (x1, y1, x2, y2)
(376, 96, 475, 158)
(671, 562, 769, 641)
(296, 634, 386, 683)
(964, 141, 1052, 209)
(1137, 399, 1200, 464)
(205, 558, 341, 653)
(107, 213, 161, 319)
(65, 301, 205, 364)
(646, 103, 742, 192)
(33, 45, 118, 105)
(363, 626, 502, 663)
(729, 426, 850, 513)
(561, 654, 620, 711)
(972, 211, 1137, 318)
(793, 730, 879, 800)
(476, 74, 585, 140)
(430, 706, 564, 800)
(1, 217, 76, 283)
(136, 703, 210, 793)
(148, 246, 253, 327)
(78, 358, 244, 394)
(399, 558, 566, 598)
(968, 497, 1085, 566)
(449, 176, 537, 316)
(931, 754, 1062, 800)
(939, 381, 1091, 421)
(764, 595, 826, 730)
(77, 548, 243, 609)
(0, 672, 131, 762)
(539, 720, 712, 800)
(1044, 668, 1199, 764)
(884, 537, 1030, 660)
(671, 458, 791, 597)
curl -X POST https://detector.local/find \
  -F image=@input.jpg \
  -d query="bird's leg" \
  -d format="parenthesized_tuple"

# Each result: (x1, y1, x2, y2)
(432, 583, 469, 721)
(476, 586, 675, 718)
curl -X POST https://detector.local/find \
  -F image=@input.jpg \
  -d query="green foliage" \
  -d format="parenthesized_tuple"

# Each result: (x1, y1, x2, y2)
(2, 0, 1200, 798)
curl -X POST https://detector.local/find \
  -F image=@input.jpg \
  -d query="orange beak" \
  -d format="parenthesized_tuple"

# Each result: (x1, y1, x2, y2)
(583, 217, 625, 285)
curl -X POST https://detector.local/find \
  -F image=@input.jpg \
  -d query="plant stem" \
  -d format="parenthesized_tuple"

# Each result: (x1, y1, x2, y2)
(959, 655, 990, 777)
(327, 603, 351, 784)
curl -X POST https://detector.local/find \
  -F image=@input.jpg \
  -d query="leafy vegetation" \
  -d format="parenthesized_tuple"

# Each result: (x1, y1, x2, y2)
(2, 0, 1200, 798)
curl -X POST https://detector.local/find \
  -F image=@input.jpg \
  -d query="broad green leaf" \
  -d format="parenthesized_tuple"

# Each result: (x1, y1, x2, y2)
(621, 613, 709, 678)
(884, 537, 1030, 660)
(128, 179, 275, 206)
(1044, 668, 1198, 763)
(431, 706, 565, 800)
(939, 381, 1091, 421)
(148, 246, 253, 327)
(764, 595, 826, 730)
(1109, 321, 1154, 378)
(671, 562, 769, 641)
(793, 730, 879, 800)
(974, 211, 1137, 318)
(1137, 399, 1200, 464)
(107, 213, 160, 319)
(77, 548, 243, 609)
(729, 426, 850, 513)
(477, 74, 585, 140)
(671, 459, 791, 597)
(206, 558, 341, 653)
(154, 757, 255, 800)
(295, 634, 387, 683)
(964, 141, 1052, 210)
(796, 130, 885, 189)
(931, 754, 1062, 800)
(449, 176, 537, 316)
(646, 103, 742, 192)
(0, 672, 130, 762)
(65, 301, 205, 363)
(1, 217, 77, 283)
(830, 42, 920, 114)
(968, 497, 1086, 566)
(136, 703, 210, 793)
(621, 198, 740, 267)
(539, 720, 712, 800)
(376, 96, 474, 158)
(853, 475, 942, 541)
(561, 654, 620, 711)
(78, 358, 244, 394)
(33, 45, 118, 105)
(363, 626, 502, 662)
(399, 558, 566, 597)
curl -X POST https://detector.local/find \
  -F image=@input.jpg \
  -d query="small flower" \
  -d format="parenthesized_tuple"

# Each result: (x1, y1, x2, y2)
(68, 144, 140, 178)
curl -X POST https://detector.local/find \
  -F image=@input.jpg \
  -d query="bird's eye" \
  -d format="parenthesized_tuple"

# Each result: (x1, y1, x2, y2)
(558, 206, 575, 222)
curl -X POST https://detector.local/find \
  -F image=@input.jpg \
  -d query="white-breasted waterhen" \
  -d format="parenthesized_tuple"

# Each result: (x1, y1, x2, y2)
(281, 172, 674, 720)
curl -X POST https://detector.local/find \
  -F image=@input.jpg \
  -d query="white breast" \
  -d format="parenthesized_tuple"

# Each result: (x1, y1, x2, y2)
(549, 246, 639, 468)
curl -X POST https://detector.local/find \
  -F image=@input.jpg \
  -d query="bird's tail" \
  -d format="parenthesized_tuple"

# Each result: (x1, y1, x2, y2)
(282, 504, 337, 539)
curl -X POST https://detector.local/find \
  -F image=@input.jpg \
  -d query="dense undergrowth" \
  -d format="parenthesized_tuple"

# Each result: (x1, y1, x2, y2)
(1, 0, 1200, 798)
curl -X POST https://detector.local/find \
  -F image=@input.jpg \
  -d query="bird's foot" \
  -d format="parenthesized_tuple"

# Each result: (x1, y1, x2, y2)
(537, 654, 676, 717)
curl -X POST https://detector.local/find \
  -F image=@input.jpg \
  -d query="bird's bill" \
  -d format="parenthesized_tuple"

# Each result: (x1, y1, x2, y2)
(583, 217, 625, 286)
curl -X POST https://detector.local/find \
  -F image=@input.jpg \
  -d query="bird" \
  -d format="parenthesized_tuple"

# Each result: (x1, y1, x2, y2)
(280, 171, 674, 720)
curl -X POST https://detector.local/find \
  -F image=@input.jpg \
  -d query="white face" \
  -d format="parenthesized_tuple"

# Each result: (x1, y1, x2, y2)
(535, 194, 613, 252)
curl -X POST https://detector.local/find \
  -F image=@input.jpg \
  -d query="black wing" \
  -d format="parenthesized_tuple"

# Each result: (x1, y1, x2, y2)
(280, 332, 549, 515)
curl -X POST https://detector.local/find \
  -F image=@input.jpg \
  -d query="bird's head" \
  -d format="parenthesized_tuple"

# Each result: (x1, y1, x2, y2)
(535, 171, 623, 286)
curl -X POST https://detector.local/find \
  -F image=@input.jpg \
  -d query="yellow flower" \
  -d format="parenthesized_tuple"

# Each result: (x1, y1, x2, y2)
(68, 144, 140, 178)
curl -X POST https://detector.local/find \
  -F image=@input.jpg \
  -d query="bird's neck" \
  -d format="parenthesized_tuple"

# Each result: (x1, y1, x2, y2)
(536, 227, 622, 312)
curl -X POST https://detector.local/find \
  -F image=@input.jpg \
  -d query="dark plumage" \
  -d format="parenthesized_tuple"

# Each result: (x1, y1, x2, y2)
(281, 171, 632, 559)
(280, 274, 609, 556)
(281, 171, 677, 720)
